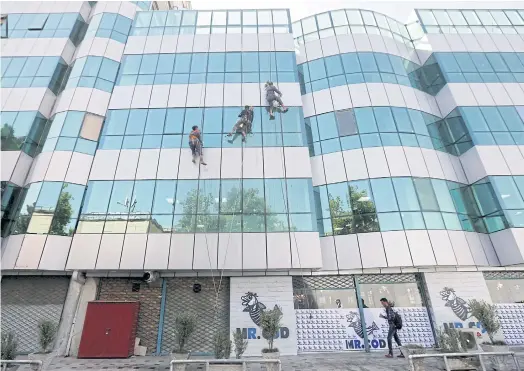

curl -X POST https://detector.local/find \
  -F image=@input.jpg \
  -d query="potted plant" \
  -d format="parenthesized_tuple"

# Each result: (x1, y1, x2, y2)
(260, 305, 283, 371)
(468, 299, 508, 370)
(400, 344, 426, 371)
(171, 312, 197, 371)
(1, 331, 18, 361)
(38, 320, 57, 353)
(233, 330, 248, 359)
(210, 332, 239, 371)
(436, 327, 475, 370)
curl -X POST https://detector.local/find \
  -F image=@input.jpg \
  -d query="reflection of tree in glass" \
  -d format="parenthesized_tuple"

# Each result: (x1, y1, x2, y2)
(174, 186, 287, 232)
(49, 184, 75, 236)
(12, 204, 34, 234)
(328, 185, 378, 235)
(1, 124, 24, 151)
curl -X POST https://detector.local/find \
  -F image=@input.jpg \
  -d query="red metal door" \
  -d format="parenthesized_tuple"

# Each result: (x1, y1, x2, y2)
(78, 301, 139, 358)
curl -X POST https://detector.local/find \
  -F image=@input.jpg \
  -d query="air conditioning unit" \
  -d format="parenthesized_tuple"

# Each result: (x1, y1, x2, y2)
(458, 329, 481, 351)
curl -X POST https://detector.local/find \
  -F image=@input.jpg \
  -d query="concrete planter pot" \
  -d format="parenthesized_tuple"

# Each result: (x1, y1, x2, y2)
(262, 351, 280, 371)
(208, 363, 243, 371)
(437, 356, 476, 371)
(170, 352, 189, 371)
(400, 346, 426, 371)
(481, 344, 510, 371)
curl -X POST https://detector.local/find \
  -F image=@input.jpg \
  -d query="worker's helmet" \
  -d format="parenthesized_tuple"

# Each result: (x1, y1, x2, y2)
(244, 105, 250, 109)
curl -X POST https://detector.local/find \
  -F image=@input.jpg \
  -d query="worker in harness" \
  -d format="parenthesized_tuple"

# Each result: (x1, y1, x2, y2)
(189, 125, 207, 165)
(265, 81, 288, 120)
(227, 105, 254, 143)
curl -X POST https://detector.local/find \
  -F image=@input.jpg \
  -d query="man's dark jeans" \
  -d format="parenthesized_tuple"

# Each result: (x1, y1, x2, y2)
(387, 324, 402, 354)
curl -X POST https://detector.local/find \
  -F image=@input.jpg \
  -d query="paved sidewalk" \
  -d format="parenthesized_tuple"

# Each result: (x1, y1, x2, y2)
(10, 351, 524, 371)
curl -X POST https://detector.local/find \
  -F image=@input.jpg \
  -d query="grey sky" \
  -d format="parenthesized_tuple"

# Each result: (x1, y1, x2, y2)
(190, 0, 524, 23)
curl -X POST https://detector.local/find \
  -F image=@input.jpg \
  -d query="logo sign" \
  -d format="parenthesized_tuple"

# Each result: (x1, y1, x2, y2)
(230, 277, 297, 356)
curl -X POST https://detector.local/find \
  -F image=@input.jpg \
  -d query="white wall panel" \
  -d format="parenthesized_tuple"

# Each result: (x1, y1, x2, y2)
(144, 233, 170, 270)
(301, 93, 315, 118)
(295, 45, 306, 64)
(26, 152, 52, 185)
(243, 148, 264, 179)
(330, 85, 352, 111)
(168, 84, 188, 107)
(471, 83, 496, 105)
(428, 230, 457, 266)
(44, 38, 67, 57)
(119, 234, 147, 269)
(218, 233, 242, 270)
(22, 88, 48, 111)
(1, 88, 11, 110)
(274, 33, 294, 51)
(460, 148, 488, 184)
(406, 230, 436, 266)
(399, 85, 421, 111)
(176, 35, 194, 53)
(503, 83, 524, 105)
(334, 234, 362, 269)
(177, 149, 200, 179)
(96, 234, 124, 270)
(1, 151, 19, 183)
(226, 34, 242, 52)
(209, 34, 226, 52)
(186, 84, 206, 107)
(221, 148, 242, 178)
(160, 35, 178, 53)
(304, 39, 323, 61)
(89, 37, 109, 57)
(86, 89, 110, 116)
(476, 146, 511, 176)
(506, 35, 524, 52)
(476, 34, 497, 52)
(421, 148, 445, 179)
(437, 152, 458, 182)
(383, 83, 406, 107)
(290, 232, 322, 269)
(343, 149, 369, 181)
(489, 228, 522, 266)
(263, 147, 285, 178)
(336, 34, 356, 54)
(322, 152, 347, 183)
(144, 35, 162, 54)
(284, 147, 312, 178)
(434, 84, 456, 117)
(10, 152, 32, 186)
(3, 88, 27, 112)
(105, 39, 124, 62)
(448, 230, 475, 266)
(115, 149, 139, 180)
(367, 83, 389, 106)
(464, 231, 489, 266)
(487, 83, 514, 106)
(39, 89, 56, 118)
(39, 235, 71, 270)
(312, 89, 334, 115)
(267, 233, 291, 269)
(368, 34, 388, 54)
(75, 38, 93, 60)
(224, 83, 242, 107)
(45, 151, 72, 181)
(384, 147, 410, 177)
(31, 38, 53, 57)
(458, 34, 483, 52)
(1, 235, 24, 270)
(199, 148, 221, 179)
(242, 83, 261, 107)
(478, 233, 500, 266)
(277, 83, 302, 107)
(241, 34, 258, 52)
(168, 234, 194, 269)
(381, 231, 413, 267)
(383, 38, 400, 57)
(357, 232, 387, 268)
(66, 234, 102, 270)
(427, 34, 451, 51)
(310, 156, 325, 186)
(89, 150, 119, 180)
(149, 85, 170, 108)
(320, 36, 340, 57)
(130, 85, 152, 108)
(319, 237, 338, 271)
(363, 147, 390, 178)
(500, 146, 524, 175)
(444, 34, 466, 51)
(414, 90, 434, 115)
(124, 36, 146, 54)
(193, 233, 218, 270)
(404, 147, 429, 178)
(157, 149, 180, 179)
(449, 154, 468, 184)
(205, 84, 224, 107)
(352, 34, 372, 51)
(15, 234, 46, 270)
(243, 233, 267, 270)
(108, 86, 134, 109)
(348, 84, 371, 107)
(65, 152, 93, 185)
(135, 149, 160, 180)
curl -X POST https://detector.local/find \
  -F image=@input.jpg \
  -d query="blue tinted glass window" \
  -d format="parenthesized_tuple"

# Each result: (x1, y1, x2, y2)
(157, 54, 175, 74)
(174, 54, 191, 73)
(225, 53, 241, 72)
(104, 110, 129, 135)
(61, 111, 84, 137)
(392, 178, 419, 211)
(83, 181, 112, 214)
(341, 53, 361, 74)
(370, 178, 398, 212)
(121, 55, 142, 75)
(242, 52, 259, 72)
(145, 109, 166, 135)
(354, 107, 377, 134)
(499, 107, 524, 131)
(453, 53, 477, 72)
(99, 58, 119, 82)
(480, 107, 508, 131)
(358, 53, 378, 72)
(470, 53, 494, 73)
(126, 109, 148, 135)
(461, 107, 489, 131)
(308, 58, 327, 81)
(140, 54, 159, 74)
(277, 52, 295, 72)
(208, 53, 225, 73)
(190, 53, 208, 73)
(316, 112, 338, 140)
(374, 107, 396, 132)
(100, 13, 117, 29)
(375, 53, 393, 73)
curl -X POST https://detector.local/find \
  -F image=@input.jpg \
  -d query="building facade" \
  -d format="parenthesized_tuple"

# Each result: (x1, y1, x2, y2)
(1, 2, 524, 356)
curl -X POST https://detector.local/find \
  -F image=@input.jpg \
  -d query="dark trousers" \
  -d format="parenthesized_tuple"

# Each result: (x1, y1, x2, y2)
(387, 324, 402, 354)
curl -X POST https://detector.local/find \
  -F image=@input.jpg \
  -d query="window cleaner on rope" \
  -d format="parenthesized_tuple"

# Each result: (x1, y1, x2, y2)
(189, 125, 207, 165)
(265, 81, 288, 120)
(227, 105, 254, 143)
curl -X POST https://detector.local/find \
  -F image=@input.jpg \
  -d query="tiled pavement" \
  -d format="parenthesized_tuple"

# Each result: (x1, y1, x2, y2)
(10, 351, 524, 371)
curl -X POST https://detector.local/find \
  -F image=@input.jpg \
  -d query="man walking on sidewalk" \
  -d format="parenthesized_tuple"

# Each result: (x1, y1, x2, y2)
(379, 297, 404, 358)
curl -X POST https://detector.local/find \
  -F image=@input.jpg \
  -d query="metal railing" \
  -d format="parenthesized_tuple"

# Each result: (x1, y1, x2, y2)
(170, 359, 282, 371)
(408, 352, 521, 371)
(1, 360, 43, 371)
